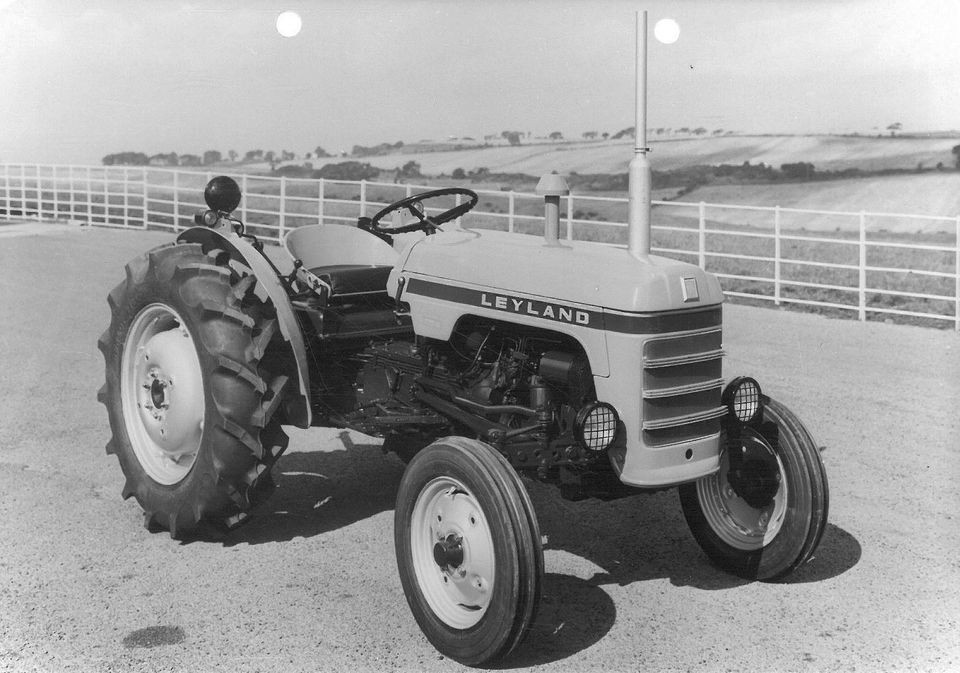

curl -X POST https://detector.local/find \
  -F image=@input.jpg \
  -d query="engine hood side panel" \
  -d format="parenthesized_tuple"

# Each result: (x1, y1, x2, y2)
(394, 228, 724, 313)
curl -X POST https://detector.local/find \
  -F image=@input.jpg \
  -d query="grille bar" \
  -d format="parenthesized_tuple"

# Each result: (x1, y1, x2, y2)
(644, 348, 725, 369)
(643, 377, 725, 399)
(642, 406, 727, 431)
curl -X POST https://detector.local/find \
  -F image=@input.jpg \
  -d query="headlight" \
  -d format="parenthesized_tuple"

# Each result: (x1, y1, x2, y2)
(575, 402, 619, 452)
(722, 376, 763, 424)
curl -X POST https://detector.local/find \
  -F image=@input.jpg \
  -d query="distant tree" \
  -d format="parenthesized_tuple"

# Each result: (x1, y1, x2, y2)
(399, 160, 422, 178)
(202, 150, 222, 165)
(678, 127, 691, 134)
(549, 131, 564, 141)
(887, 122, 902, 136)
(601, 132, 609, 140)
(148, 152, 179, 166)
(582, 131, 598, 140)
(227, 150, 238, 162)
(451, 167, 466, 179)
(314, 161, 379, 181)
(501, 130, 522, 146)
(781, 162, 815, 180)
(611, 126, 635, 140)
(712, 129, 724, 135)
(281, 149, 295, 161)
(264, 150, 276, 163)
(693, 127, 708, 136)
(102, 151, 149, 166)
(952, 144, 960, 169)
(314, 145, 331, 158)
(179, 154, 201, 166)
(244, 149, 263, 162)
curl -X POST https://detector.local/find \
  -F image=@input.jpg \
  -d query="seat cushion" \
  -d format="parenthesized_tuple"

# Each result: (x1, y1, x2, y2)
(310, 265, 392, 297)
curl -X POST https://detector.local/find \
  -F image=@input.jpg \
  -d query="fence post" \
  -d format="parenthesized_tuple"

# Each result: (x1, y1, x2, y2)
(317, 178, 324, 225)
(698, 202, 706, 269)
(955, 215, 960, 332)
(508, 191, 515, 233)
(142, 166, 150, 229)
(360, 180, 367, 217)
(241, 174, 249, 223)
(52, 167, 59, 220)
(278, 175, 287, 240)
(566, 193, 574, 240)
(36, 164, 42, 221)
(123, 166, 130, 227)
(774, 206, 782, 306)
(858, 211, 867, 322)
(103, 168, 110, 225)
(173, 170, 180, 232)
(86, 166, 92, 225)
(21, 164, 27, 218)
(3, 166, 10, 219)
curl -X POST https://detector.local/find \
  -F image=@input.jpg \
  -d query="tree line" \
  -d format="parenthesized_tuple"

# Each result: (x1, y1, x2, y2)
(102, 146, 332, 167)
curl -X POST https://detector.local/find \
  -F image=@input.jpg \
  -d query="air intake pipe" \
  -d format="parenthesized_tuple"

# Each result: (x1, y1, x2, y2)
(628, 10, 652, 260)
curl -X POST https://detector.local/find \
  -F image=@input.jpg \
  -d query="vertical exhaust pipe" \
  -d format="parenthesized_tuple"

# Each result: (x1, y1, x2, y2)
(536, 172, 569, 247)
(628, 10, 652, 260)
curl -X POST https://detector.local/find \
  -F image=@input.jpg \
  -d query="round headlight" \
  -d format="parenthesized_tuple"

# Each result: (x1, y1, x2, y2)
(575, 402, 619, 452)
(723, 376, 762, 424)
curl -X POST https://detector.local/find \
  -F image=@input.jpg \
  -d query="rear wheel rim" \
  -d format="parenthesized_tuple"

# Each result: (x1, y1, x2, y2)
(697, 435, 788, 550)
(120, 303, 205, 485)
(410, 476, 495, 629)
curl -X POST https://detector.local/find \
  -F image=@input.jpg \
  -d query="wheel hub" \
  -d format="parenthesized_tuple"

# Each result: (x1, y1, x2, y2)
(727, 452, 782, 509)
(433, 534, 465, 569)
(121, 304, 205, 485)
(696, 430, 789, 550)
(410, 478, 495, 629)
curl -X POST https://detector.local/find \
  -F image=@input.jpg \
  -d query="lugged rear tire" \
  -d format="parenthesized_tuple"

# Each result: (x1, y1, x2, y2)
(98, 241, 289, 538)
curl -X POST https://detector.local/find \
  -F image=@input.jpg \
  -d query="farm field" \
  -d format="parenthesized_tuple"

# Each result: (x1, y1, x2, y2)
(300, 134, 960, 177)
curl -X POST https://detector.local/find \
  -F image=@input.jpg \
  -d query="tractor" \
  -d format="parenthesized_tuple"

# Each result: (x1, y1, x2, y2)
(97, 13, 827, 665)
(98, 175, 828, 665)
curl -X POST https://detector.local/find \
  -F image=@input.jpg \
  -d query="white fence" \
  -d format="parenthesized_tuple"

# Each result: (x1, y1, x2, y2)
(2, 163, 958, 330)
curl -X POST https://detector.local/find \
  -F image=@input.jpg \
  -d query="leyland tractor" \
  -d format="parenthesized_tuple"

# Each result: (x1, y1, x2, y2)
(98, 171, 829, 664)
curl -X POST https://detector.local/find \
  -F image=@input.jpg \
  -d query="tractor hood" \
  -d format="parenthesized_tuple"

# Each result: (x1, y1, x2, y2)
(392, 228, 724, 313)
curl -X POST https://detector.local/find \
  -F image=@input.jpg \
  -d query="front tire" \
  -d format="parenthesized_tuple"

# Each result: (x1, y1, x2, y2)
(679, 396, 829, 580)
(98, 242, 289, 537)
(394, 437, 542, 666)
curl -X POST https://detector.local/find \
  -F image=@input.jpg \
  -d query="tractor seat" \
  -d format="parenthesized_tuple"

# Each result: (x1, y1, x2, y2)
(309, 264, 393, 298)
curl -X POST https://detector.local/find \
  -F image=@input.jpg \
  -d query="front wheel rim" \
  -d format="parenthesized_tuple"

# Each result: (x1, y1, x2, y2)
(410, 477, 495, 629)
(120, 303, 205, 485)
(697, 435, 789, 550)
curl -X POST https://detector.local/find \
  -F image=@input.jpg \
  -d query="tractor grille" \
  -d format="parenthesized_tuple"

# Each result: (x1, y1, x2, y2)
(641, 312, 725, 448)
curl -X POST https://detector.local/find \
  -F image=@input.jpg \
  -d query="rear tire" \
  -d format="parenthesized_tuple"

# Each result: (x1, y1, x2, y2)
(679, 396, 829, 580)
(98, 242, 289, 538)
(394, 437, 542, 665)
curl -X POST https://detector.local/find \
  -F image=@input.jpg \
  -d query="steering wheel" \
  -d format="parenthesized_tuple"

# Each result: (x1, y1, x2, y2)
(368, 187, 479, 235)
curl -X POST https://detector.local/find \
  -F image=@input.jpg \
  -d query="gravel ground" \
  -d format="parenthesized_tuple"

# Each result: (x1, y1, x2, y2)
(0, 222, 958, 673)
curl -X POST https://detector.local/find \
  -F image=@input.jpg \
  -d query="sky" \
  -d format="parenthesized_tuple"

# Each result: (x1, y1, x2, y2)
(1, 0, 958, 165)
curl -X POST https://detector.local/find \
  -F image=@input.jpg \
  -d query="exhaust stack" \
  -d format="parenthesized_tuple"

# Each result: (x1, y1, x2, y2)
(627, 10, 652, 260)
(536, 172, 569, 247)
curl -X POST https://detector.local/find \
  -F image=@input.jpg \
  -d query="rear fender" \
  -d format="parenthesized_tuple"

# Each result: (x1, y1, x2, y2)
(177, 226, 311, 428)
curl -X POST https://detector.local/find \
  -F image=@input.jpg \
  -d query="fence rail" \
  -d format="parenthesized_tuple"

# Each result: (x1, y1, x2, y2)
(2, 163, 958, 331)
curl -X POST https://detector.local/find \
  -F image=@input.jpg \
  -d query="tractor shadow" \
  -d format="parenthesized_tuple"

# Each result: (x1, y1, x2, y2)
(214, 437, 860, 665)
(523, 479, 862, 590)
(220, 433, 406, 546)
